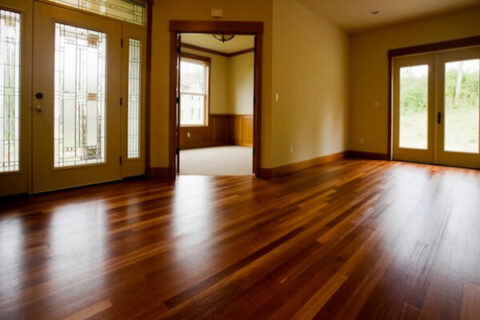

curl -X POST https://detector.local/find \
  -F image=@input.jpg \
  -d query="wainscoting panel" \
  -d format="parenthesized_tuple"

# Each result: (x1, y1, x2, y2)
(232, 115, 253, 147)
(180, 114, 253, 149)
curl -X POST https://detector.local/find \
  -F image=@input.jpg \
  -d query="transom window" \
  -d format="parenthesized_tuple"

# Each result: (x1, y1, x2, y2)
(49, 0, 146, 26)
(180, 56, 210, 127)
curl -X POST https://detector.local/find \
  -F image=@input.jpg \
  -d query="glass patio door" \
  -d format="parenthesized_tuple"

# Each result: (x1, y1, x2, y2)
(32, 1, 122, 193)
(392, 54, 435, 164)
(436, 47, 480, 169)
(393, 47, 480, 169)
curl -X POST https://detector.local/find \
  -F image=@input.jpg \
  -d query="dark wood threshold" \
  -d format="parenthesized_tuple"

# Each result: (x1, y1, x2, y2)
(147, 167, 175, 180)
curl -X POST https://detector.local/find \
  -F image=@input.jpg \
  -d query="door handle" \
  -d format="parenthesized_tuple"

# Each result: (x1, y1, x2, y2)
(437, 112, 442, 124)
(33, 104, 44, 113)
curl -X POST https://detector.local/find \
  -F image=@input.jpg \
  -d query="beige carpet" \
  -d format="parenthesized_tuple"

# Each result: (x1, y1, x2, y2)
(180, 146, 253, 176)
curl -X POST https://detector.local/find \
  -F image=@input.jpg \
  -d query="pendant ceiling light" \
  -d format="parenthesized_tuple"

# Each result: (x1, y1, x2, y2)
(213, 34, 235, 43)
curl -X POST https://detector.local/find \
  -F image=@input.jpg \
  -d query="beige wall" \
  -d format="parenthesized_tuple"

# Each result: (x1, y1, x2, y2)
(228, 52, 254, 115)
(182, 47, 229, 114)
(150, 0, 272, 168)
(271, 0, 350, 167)
(350, 7, 480, 154)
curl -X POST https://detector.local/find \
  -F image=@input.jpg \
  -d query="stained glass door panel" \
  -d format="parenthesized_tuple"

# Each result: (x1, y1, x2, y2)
(54, 23, 107, 167)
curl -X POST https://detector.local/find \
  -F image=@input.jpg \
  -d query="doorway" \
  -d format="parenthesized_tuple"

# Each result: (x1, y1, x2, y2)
(169, 21, 263, 178)
(0, 0, 147, 196)
(178, 33, 255, 176)
(392, 45, 480, 169)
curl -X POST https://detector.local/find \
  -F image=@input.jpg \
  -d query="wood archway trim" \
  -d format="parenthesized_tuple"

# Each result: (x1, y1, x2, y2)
(168, 20, 264, 178)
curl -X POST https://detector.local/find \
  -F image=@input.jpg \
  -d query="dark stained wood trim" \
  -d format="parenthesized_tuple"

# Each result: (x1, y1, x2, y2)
(388, 54, 392, 160)
(170, 20, 263, 34)
(181, 43, 255, 58)
(257, 151, 346, 179)
(345, 151, 390, 161)
(387, 36, 480, 162)
(169, 20, 264, 178)
(388, 36, 480, 58)
(253, 33, 262, 175)
(145, 0, 153, 173)
(181, 43, 229, 57)
(228, 47, 255, 57)
(168, 32, 178, 178)
(180, 51, 211, 63)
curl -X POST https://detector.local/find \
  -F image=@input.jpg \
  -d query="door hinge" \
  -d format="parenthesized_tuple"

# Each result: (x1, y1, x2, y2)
(437, 112, 442, 124)
(176, 148, 180, 155)
(119, 156, 122, 165)
(120, 97, 123, 106)
(253, 98, 256, 105)
(121, 38, 124, 48)
(253, 148, 256, 155)
(176, 96, 180, 104)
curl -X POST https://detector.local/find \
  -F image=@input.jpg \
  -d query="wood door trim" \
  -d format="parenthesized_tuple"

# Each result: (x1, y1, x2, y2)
(388, 36, 480, 160)
(228, 48, 255, 57)
(388, 36, 480, 59)
(144, 0, 153, 173)
(169, 20, 263, 178)
(181, 43, 229, 57)
(180, 51, 211, 63)
(170, 20, 263, 34)
(181, 43, 255, 58)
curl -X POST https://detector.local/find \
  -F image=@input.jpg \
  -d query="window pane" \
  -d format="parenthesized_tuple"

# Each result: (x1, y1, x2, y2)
(444, 59, 479, 153)
(180, 94, 205, 126)
(0, 10, 21, 173)
(128, 39, 141, 159)
(180, 58, 208, 126)
(49, 0, 146, 26)
(181, 60, 206, 94)
(399, 65, 429, 149)
(54, 23, 106, 167)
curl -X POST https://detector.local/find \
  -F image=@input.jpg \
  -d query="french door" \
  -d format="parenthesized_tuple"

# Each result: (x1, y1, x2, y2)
(436, 47, 480, 168)
(393, 46, 480, 169)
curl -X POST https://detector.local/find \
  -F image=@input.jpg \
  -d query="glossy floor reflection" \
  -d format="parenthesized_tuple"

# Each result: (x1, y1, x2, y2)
(0, 160, 479, 319)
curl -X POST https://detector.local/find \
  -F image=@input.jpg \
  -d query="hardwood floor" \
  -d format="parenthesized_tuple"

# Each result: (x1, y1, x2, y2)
(1, 159, 479, 319)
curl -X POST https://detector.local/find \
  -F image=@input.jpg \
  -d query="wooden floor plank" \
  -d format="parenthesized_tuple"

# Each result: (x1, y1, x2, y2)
(461, 282, 480, 320)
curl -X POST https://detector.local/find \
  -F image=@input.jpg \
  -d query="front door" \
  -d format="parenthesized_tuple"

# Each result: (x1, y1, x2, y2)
(32, 1, 122, 193)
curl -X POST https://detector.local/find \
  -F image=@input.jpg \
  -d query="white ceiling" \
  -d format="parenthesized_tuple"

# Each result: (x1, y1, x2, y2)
(297, 0, 480, 32)
(181, 34, 254, 53)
